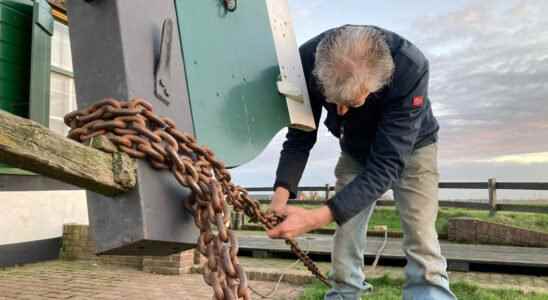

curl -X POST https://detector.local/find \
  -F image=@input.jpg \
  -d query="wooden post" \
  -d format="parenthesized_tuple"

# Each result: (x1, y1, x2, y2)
(324, 183, 330, 201)
(230, 210, 242, 230)
(238, 212, 245, 229)
(0, 110, 136, 196)
(488, 178, 497, 216)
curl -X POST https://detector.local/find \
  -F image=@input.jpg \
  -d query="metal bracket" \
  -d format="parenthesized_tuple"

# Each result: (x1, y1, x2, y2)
(224, 0, 237, 12)
(155, 18, 174, 105)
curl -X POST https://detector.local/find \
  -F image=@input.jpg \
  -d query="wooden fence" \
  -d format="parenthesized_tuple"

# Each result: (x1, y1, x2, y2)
(244, 179, 548, 215)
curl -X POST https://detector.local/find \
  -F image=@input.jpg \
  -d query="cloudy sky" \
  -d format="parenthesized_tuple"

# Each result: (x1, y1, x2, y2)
(232, 0, 548, 200)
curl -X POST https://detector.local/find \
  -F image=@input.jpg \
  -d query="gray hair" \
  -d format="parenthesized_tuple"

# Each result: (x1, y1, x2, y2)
(313, 26, 394, 105)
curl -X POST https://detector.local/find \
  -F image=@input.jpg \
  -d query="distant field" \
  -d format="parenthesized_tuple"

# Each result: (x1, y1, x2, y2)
(365, 207, 548, 235)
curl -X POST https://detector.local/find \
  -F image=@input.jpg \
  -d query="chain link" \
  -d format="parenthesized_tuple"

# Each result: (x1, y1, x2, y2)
(64, 97, 330, 299)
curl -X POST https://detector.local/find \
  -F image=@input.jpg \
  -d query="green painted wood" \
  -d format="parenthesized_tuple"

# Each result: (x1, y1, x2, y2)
(0, 0, 33, 10)
(32, 0, 51, 34)
(174, 0, 289, 167)
(0, 1, 32, 174)
(28, 0, 51, 127)
(0, 42, 30, 66)
(0, 0, 50, 175)
(0, 60, 29, 82)
(0, 2, 31, 116)
(0, 24, 31, 47)
(0, 1, 31, 28)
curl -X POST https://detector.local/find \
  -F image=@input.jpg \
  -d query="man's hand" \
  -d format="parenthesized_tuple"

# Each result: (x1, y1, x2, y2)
(266, 205, 334, 239)
(270, 187, 290, 215)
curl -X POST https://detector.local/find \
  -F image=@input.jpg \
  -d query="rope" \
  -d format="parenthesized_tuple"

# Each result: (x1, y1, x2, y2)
(370, 225, 388, 271)
(248, 237, 314, 299)
(246, 225, 389, 298)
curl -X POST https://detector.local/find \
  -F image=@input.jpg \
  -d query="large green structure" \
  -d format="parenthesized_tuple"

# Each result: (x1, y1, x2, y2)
(174, 0, 290, 166)
(67, 0, 314, 256)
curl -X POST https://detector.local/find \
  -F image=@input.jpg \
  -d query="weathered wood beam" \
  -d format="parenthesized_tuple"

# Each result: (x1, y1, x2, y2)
(0, 109, 136, 196)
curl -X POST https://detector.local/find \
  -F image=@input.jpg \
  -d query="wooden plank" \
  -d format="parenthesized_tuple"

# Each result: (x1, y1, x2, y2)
(247, 182, 548, 192)
(51, 7, 67, 24)
(496, 182, 548, 190)
(447, 261, 470, 272)
(256, 199, 493, 211)
(266, 0, 316, 131)
(0, 109, 136, 196)
(247, 182, 490, 191)
(256, 198, 548, 214)
(439, 182, 488, 189)
(29, 0, 54, 127)
(439, 201, 489, 210)
(237, 234, 548, 268)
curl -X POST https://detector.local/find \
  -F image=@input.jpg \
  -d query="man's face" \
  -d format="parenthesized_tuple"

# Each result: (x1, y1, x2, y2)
(346, 91, 370, 108)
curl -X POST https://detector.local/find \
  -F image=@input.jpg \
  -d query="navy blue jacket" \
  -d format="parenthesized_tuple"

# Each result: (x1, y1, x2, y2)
(274, 25, 439, 225)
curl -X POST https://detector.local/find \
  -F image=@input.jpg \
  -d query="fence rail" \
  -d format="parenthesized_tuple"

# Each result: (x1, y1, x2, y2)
(246, 181, 548, 193)
(243, 179, 548, 215)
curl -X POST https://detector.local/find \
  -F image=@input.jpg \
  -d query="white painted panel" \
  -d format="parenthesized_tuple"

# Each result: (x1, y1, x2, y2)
(0, 191, 88, 245)
(266, 0, 316, 131)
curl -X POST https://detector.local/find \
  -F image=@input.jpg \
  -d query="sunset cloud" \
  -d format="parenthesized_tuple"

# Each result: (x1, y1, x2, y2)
(232, 0, 548, 200)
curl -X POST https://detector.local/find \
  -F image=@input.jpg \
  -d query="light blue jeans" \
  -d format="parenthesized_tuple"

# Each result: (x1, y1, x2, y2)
(325, 143, 457, 300)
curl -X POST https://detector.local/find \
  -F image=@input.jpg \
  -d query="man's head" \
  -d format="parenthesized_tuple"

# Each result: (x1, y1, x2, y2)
(313, 26, 395, 108)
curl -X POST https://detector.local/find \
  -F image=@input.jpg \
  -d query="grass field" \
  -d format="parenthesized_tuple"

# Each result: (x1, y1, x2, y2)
(299, 276, 548, 300)
(345, 207, 548, 235)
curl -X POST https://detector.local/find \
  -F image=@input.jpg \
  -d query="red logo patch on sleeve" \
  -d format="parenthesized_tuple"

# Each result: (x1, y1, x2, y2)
(412, 96, 424, 108)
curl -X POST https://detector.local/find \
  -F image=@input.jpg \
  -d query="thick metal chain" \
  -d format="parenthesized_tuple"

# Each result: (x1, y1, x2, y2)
(64, 97, 330, 299)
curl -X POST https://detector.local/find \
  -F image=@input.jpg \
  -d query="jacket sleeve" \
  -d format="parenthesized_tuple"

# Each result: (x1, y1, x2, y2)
(273, 39, 324, 198)
(326, 66, 430, 225)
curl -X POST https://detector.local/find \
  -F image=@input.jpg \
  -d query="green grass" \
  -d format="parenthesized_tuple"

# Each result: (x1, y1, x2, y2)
(299, 276, 548, 300)
(324, 207, 548, 235)
(437, 208, 548, 235)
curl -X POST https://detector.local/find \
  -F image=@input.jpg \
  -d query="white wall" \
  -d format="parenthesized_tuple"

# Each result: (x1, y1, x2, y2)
(0, 191, 88, 245)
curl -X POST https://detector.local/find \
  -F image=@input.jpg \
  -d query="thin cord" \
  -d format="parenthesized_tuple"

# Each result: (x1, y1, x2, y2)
(248, 237, 313, 299)
(370, 225, 388, 271)
(248, 259, 302, 299)
(247, 226, 389, 298)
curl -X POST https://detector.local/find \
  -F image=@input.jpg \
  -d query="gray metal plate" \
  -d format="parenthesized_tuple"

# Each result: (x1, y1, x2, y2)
(67, 0, 198, 256)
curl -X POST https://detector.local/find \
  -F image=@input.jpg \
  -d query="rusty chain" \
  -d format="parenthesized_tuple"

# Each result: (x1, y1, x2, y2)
(64, 97, 330, 299)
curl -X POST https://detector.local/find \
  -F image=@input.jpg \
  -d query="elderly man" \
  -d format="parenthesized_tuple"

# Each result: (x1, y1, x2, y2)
(267, 25, 457, 300)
